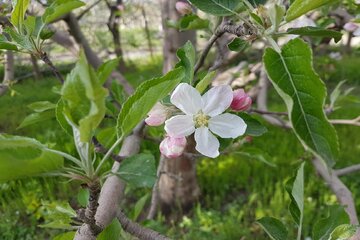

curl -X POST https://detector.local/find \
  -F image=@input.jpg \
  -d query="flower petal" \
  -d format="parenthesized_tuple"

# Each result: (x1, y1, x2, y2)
(160, 136, 187, 159)
(165, 115, 195, 137)
(171, 83, 202, 115)
(194, 127, 220, 158)
(209, 113, 247, 138)
(202, 85, 233, 116)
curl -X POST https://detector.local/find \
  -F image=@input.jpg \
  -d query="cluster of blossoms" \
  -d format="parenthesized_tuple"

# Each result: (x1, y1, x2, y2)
(146, 83, 252, 158)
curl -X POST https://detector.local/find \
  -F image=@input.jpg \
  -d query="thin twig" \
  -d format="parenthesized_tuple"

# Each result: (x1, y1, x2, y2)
(329, 116, 360, 127)
(77, 0, 102, 20)
(92, 137, 125, 163)
(335, 164, 360, 177)
(250, 109, 287, 116)
(116, 209, 171, 240)
(39, 52, 65, 83)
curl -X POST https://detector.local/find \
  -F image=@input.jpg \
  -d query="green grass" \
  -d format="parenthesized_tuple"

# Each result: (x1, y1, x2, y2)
(0, 53, 359, 240)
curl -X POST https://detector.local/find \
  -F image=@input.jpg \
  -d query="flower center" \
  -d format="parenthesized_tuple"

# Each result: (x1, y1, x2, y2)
(194, 111, 209, 128)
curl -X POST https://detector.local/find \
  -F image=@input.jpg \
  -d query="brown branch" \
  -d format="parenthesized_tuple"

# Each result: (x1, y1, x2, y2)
(77, 0, 102, 20)
(335, 164, 360, 177)
(147, 155, 166, 220)
(250, 109, 287, 116)
(116, 209, 171, 240)
(39, 52, 65, 84)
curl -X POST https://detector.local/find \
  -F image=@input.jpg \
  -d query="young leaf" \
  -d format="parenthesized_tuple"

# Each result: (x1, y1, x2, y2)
(53, 231, 76, 240)
(285, 0, 337, 22)
(0, 35, 18, 51)
(0, 134, 63, 182)
(263, 38, 339, 167)
(188, 0, 241, 16)
(329, 224, 357, 240)
(55, 99, 73, 136)
(61, 51, 108, 142)
(132, 193, 149, 220)
(286, 27, 343, 43)
(116, 153, 156, 188)
(28, 101, 56, 112)
(234, 148, 276, 168)
(268, 4, 286, 31)
(196, 70, 216, 94)
(97, 58, 120, 85)
(285, 162, 305, 240)
(237, 112, 268, 137)
(178, 14, 210, 31)
(227, 37, 249, 52)
(312, 205, 350, 240)
(175, 41, 195, 84)
(42, 0, 85, 24)
(257, 217, 288, 240)
(117, 67, 185, 137)
(17, 111, 55, 129)
(97, 219, 122, 240)
(10, 0, 30, 32)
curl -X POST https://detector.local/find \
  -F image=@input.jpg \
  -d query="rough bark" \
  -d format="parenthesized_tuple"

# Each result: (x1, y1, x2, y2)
(106, 0, 127, 72)
(0, 50, 14, 97)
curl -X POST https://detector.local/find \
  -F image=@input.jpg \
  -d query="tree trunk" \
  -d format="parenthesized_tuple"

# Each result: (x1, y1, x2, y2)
(158, 0, 199, 216)
(30, 54, 42, 80)
(161, 0, 196, 73)
(107, 0, 127, 72)
(141, 6, 154, 58)
(0, 50, 14, 97)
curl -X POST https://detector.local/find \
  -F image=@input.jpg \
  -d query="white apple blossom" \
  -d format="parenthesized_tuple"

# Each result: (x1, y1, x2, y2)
(164, 83, 247, 158)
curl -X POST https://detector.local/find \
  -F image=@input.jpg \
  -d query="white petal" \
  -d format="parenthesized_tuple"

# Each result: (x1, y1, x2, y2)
(164, 115, 195, 137)
(170, 83, 202, 115)
(194, 127, 220, 158)
(209, 113, 247, 138)
(202, 85, 233, 117)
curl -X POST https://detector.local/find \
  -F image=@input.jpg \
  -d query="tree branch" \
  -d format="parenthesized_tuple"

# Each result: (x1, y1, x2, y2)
(335, 164, 360, 177)
(116, 209, 171, 240)
(329, 116, 360, 127)
(77, 0, 102, 21)
(39, 52, 65, 84)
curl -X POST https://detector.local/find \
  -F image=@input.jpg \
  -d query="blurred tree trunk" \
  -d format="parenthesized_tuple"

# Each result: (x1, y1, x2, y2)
(161, 0, 196, 73)
(0, 50, 14, 96)
(30, 54, 42, 80)
(106, 0, 127, 72)
(141, 6, 154, 58)
(158, 0, 199, 216)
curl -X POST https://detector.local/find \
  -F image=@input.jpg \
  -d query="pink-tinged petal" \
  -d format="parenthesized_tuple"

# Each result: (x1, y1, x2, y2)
(170, 83, 202, 115)
(145, 102, 168, 126)
(160, 136, 187, 159)
(165, 115, 195, 137)
(344, 22, 358, 32)
(202, 85, 233, 117)
(230, 89, 252, 112)
(209, 113, 247, 138)
(175, 1, 192, 15)
(354, 27, 360, 36)
(194, 127, 220, 158)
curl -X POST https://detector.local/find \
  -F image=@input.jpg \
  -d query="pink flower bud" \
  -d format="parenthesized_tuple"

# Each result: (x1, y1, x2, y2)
(160, 136, 187, 159)
(145, 102, 168, 126)
(344, 22, 359, 32)
(230, 89, 252, 112)
(175, 1, 192, 15)
(116, 4, 125, 11)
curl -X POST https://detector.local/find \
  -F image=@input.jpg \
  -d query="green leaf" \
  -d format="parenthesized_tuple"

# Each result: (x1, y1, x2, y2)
(329, 80, 346, 110)
(257, 217, 288, 240)
(285, 162, 305, 236)
(268, 3, 286, 30)
(53, 232, 76, 240)
(175, 41, 195, 84)
(227, 37, 249, 52)
(28, 101, 56, 112)
(234, 148, 276, 167)
(61, 51, 108, 142)
(263, 38, 338, 167)
(18, 111, 55, 129)
(55, 99, 73, 136)
(4, 27, 33, 51)
(132, 193, 149, 220)
(237, 113, 268, 137)
(97, 219, 122, 240)
(312, 205, 350, 240)
(285, 0, 337, 22)
(116, 153, 156, 188)
(196, 71, 216, 94)
(0, 134, 63, 182)
(117, 67, 185, 137)
(329, 224, 357, 240)
(42, 0, 85, 24)
(286, 27, 343, 43)
(97, 58, 120, 85)
(10, 0, 29, 32)
(77, 188, 89, 208)
(188, 0, 242, 16)
(0, 35, 18, 50)
(179, 14, 210, 31)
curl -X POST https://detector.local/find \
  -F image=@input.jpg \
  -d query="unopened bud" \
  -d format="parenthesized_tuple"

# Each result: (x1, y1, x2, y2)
(145, 102, 168, 126)
(160, 136, 187, 159)
(230, 89, 252, 112)
(175, 1, 192, 16)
